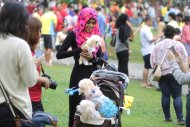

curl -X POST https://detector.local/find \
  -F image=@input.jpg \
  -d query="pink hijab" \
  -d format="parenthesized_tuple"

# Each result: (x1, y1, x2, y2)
(74, 7, 101, 47)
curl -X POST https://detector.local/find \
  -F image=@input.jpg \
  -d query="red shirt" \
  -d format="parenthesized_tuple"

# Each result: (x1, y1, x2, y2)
(56, 11, 63, 32)
(125, 9, 133, 18)
(27, 4, 35, 14)
(29, 52, 42, 102)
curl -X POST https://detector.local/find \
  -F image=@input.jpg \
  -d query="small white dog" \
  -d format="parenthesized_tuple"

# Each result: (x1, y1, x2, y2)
(76, 100, 101, 123)
(79, 35, 101, 65)
(78, 78, 101, 99)
(78, 79, 118, 118)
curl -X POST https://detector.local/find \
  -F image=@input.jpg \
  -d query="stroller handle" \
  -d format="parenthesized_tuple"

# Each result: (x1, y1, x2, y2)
(99, 57, 108, 66)
(98, 57, 118, 72)
(65, 87, 79, 96)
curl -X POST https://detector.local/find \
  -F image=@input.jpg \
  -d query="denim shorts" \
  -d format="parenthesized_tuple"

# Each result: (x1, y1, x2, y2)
(143, 54, 152, 69)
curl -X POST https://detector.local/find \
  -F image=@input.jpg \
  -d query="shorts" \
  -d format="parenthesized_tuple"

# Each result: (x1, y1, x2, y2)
(41, 34, 53, 49)
(143, 54, 152, 69)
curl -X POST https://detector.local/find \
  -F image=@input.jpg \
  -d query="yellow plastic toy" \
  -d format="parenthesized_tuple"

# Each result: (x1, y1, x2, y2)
(123, 95, 134, 115)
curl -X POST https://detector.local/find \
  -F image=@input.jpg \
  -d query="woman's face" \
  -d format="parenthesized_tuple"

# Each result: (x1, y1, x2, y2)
(84, 18, 96, 33)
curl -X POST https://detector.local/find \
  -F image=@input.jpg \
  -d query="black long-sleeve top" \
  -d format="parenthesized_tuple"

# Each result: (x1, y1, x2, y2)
(56, 30, 104, 90)
(118, 25, 132, 46)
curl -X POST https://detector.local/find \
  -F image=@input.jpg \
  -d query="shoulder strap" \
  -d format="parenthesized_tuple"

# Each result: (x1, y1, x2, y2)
(160, 41, 172, 65)
(41, 64, 45, 75)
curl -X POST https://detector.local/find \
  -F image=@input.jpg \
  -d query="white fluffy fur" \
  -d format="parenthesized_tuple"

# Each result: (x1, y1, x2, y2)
(79, 35, 101, 65)
(78, 79, 103, 99)
(78, 78, 118, 118)
(76, 100, 101, 123)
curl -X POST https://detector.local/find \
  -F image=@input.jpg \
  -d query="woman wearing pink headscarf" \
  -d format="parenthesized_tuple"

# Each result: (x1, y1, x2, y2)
(56, 7, 104, 127)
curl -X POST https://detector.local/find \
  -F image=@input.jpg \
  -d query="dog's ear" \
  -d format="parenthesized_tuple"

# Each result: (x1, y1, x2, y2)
(76, 105, 81, 113)
(78, 83, 86, 95)
(81, 105, 94, 121)
(85, 107, 94, 119)
(78, 80, 86, 94)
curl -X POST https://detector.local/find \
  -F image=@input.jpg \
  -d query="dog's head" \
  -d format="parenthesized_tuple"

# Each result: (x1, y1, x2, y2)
(78, 79, 96, 98)
(77, 100, 96, 114)
(85, 35, 101, 51)
(77, 100, 101, 122)
(78, 78, 103, 99)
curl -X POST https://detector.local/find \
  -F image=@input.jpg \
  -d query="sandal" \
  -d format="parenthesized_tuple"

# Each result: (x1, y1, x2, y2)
(141, 83, 152, 88)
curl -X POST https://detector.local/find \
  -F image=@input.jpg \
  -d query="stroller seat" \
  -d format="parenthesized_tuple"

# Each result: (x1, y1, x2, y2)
(73, 59, 129, 127)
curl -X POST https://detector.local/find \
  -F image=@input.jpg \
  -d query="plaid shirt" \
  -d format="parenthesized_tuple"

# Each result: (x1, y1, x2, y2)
(150, 38, 188, 76)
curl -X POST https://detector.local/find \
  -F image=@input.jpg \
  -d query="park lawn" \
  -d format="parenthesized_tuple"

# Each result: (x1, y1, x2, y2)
(42, 64, 187, 127)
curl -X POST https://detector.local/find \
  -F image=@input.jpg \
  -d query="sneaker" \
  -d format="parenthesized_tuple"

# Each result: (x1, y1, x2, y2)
(178, 119, 185, 125)
(165, 118, 172, 122)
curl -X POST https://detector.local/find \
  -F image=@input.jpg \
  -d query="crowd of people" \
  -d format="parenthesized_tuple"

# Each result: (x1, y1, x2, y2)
(1, 0, 190, 127)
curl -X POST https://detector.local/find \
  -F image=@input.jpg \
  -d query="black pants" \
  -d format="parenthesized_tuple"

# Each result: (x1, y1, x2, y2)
(69, 94, 82, 127)
(0, 103, 26, 127)
(32, 100, 44, 112)
(116, 50, 129, 76)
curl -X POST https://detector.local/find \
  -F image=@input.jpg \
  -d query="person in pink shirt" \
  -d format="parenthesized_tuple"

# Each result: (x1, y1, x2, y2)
(181, 16, 190, 66)
(150, 25, 187, 124)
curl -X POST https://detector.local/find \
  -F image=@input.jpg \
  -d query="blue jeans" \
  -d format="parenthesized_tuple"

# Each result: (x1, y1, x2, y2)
(159, 74, 184, 120)
(187, 93, 190, 127)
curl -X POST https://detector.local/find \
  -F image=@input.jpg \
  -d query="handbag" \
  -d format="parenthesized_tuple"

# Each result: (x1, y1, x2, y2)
(149, 41, 172, 82)
(149, 64, 162, 82)
(110, 34, 116, 47)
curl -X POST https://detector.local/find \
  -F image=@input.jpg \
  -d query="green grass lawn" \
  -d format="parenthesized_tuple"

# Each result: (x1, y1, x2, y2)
(42, 64, 187, 127)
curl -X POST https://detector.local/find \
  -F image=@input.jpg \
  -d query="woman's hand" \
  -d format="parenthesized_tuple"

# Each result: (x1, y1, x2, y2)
(34, 54, 44, 66)
(38, 76, 50, 89)
(80, 52, 93, 61)
(42, 77, 50, 89)
(80, 45, 93, 61)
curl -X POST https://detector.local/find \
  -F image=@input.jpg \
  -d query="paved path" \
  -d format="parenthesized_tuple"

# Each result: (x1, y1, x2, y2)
(52, 54, 188, 94)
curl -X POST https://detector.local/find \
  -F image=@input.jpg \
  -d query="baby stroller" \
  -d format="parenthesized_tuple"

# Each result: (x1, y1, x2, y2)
(73, 59, 129, 127)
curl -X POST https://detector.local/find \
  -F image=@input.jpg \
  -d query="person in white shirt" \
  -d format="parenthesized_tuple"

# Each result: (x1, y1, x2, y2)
(140, 16, 163, 88)
(168, 12, 179, 29)
(55, 28, 67, 51)
(0, 2, 38, 126)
